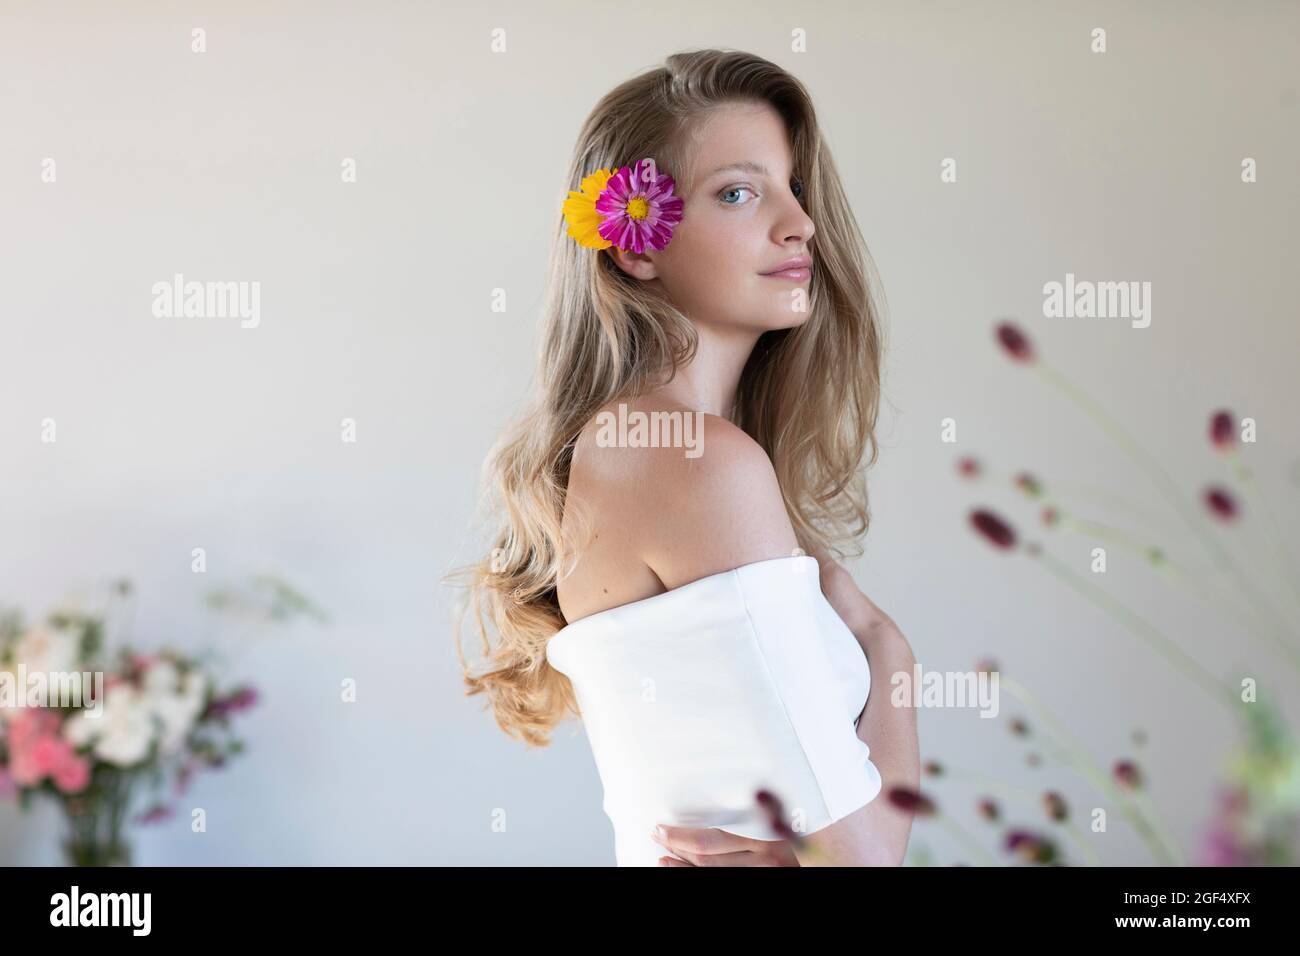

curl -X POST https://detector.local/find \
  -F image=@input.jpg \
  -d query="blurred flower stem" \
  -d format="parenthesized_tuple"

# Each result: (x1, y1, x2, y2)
(1001, 676, 1183, 864)
(1222, 450, 1300, 616)
(1032, 361, 1297, 645)
(936, 812, 995, 866)
(1050, 511, 1300, 674)
(1031, 549, 1248, 707)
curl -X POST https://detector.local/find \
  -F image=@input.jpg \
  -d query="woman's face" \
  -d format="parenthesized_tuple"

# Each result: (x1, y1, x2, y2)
(608, 100, 816, 334)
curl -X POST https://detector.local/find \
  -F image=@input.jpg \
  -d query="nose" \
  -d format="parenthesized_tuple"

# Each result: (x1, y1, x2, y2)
(772, 192, 815, 247)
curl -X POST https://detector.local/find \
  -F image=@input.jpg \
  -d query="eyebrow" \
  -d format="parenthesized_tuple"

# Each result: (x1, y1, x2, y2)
(703, 160, 772, 179)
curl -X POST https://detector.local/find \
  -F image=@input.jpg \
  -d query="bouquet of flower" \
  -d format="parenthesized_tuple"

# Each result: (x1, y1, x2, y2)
(0, 575, 322, 866)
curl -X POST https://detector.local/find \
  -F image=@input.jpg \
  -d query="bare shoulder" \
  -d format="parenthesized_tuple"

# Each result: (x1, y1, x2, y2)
(558, 401, 799, 618)
(627, 411, 800, 589)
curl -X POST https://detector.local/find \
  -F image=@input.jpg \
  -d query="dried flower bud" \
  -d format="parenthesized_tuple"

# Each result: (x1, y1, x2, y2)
(1113, 759, 1143, 791)
(995, 322, 1035, 363)
(1042, 791, 1069, 822)
(1004, 829, 1058, 864)
(886, 787, 937, 817)
(1209, 410, 1235, 451)
(970, 509, 1017, 550)
(1203, 487, 1239, 521)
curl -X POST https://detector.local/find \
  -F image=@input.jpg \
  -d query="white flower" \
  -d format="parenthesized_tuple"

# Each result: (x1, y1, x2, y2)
(63, 683, 156, 767)
(0, 624, 82, 723)
(150, 670, 208, 755)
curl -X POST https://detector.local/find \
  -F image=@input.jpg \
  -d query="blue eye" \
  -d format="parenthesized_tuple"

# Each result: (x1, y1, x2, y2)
(719, 185, 755, 205)
(791, 178, 804, 199)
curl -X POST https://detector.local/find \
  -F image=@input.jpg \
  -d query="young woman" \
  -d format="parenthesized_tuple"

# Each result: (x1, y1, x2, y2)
(454, 49, 920, 866)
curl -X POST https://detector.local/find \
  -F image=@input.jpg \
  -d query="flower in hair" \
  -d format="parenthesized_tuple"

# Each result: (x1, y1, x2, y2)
(562, 158, 684, 254)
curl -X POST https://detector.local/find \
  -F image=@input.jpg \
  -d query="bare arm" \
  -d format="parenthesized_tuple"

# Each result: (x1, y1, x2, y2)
(793, 554, 921, 866)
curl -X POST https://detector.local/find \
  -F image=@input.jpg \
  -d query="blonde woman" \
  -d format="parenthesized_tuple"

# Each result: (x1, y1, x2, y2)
(453, 49, 920, 866)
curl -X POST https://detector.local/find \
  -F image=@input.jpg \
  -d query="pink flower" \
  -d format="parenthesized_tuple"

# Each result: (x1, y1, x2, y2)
(956, 456, 981, 478)
(30, 736, 71, 777)
(6, 709, 90, 792)
(53, 753, 91, 794)
(594, 159, 684, 254)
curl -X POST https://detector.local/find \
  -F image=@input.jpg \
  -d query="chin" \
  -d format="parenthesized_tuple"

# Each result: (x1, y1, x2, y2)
(759, 306, 813, 331)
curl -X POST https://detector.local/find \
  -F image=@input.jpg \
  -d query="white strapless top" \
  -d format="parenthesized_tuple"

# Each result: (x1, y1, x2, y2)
(546, 554, 882, 866)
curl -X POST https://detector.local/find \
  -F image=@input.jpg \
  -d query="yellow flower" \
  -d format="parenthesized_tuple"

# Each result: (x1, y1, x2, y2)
(562, 168, 618, 250)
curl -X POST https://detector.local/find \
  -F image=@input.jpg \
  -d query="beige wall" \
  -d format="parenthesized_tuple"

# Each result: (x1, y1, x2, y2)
(2, 0, 1296, 864)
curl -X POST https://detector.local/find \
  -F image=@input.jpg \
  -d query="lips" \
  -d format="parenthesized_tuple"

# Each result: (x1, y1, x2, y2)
(759, 256, 812, 280)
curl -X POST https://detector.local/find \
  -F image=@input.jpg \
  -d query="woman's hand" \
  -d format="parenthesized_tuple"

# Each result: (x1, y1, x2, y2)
(651, 825, 801, 866)
(809, 547, 899, 644)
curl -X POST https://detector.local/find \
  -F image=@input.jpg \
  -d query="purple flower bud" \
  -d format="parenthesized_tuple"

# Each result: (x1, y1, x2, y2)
(1042, 791, 1068, 822)
(1004, 829, 1058, 864)
(1113, 759, 1143, 791)
(956, 456, 981, 478)
(886, 787, 937, 817)
(970, 509, 1017, 550)
(1209, 410, 1235, 451)
(754, 788, 802, 844)
(1203, 487, 1239, 521)
(996, 322, 1035, 363)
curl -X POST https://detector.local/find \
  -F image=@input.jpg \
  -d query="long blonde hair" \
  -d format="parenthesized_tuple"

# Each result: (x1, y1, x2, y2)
(449, 49, 885, 747)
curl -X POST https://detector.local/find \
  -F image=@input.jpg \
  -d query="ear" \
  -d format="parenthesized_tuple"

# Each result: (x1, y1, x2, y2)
(604, 245, 659, 281)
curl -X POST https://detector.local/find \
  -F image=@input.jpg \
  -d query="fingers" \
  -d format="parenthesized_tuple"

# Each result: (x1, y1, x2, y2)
(660, 849, 771, 867)
(652, 824, 787, 866)
(651, 824, 749, 856)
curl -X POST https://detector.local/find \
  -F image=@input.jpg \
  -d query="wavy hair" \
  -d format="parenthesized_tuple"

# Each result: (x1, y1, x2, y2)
(449, 49, 885, 747)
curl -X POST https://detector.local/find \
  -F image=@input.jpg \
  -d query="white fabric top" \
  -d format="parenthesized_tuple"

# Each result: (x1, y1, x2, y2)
(546, 554, 883, 866)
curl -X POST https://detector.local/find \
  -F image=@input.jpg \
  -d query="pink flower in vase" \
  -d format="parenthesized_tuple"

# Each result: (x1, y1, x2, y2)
(52, 753, 91, 794)
(6, 709, 91, 793)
